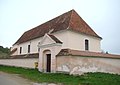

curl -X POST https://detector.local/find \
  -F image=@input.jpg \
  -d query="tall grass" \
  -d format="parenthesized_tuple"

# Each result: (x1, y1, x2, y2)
(0, 65, 120, 85)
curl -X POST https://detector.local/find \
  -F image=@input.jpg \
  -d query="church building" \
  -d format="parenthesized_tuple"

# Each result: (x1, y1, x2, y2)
(10, 10, 120, 74)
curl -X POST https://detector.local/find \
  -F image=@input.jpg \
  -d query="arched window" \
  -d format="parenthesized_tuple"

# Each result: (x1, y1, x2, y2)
(85, 39, 89, 50)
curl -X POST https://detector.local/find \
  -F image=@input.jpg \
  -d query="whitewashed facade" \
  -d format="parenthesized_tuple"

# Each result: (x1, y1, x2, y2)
(11, 30, 101, 56)
(8, 10, 120, 75)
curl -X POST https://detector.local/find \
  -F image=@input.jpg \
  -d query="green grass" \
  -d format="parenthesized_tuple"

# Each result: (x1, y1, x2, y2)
(0, 65, 120, 85)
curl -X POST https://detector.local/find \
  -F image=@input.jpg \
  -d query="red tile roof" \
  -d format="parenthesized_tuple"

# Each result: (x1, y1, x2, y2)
(14, 9, 102, 45)
(57, 49, 120, 59)
(10, 53, 39, 59)
(10, 48, 17, 55)
(48, 34, 62, 44)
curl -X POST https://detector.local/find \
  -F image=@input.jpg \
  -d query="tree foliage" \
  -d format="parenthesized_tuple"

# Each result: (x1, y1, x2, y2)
(0, 46, 10, 54)
(0, 46, 10, 58)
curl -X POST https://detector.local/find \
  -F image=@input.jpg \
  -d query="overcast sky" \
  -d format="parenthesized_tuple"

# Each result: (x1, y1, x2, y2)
(0, 0, 120, 54)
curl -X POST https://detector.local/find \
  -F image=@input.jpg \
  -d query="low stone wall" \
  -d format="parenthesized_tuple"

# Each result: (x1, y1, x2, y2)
(0, 58, 38, 68)
(56, 56, 120, 75)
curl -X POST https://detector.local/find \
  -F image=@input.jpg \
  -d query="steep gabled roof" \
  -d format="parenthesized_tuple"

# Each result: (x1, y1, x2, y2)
(14, 9, 102, 45)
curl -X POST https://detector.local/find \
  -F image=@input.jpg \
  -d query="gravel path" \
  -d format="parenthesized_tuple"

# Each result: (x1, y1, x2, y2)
(0, 71, 62, 85)
(0, 72, 33, 85)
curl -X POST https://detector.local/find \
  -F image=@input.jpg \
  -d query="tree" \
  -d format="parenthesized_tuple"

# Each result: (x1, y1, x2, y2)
(0, 45, 10, 54)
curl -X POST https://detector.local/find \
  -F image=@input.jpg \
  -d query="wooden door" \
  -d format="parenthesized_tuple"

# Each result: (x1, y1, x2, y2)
(46, 54, 51, 72)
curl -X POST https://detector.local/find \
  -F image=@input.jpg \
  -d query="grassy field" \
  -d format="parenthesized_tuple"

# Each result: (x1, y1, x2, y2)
(0, 65, 120, 85)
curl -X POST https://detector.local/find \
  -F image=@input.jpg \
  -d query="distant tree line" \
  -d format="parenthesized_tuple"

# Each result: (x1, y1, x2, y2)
(0, 46, 10, 58)
(0, 46, 10, 54)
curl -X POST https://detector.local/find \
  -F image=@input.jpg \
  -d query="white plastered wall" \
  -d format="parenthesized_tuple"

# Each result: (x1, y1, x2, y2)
(53, 30, 69, 49)
(11, 30, 101, 55)
(11, 30, 69, 55)
(38, 34, 62, 72)
(11, 37, 43, 55)
(56, 56, 120, 75)
(53, 30, 101, 52)
(67, 30, 101, 52)
(0, 58, 38, 68)
(10, 44, 18, 55)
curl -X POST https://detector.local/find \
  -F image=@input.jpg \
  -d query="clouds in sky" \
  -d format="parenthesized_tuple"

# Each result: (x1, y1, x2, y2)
(0, 0, 120, 54)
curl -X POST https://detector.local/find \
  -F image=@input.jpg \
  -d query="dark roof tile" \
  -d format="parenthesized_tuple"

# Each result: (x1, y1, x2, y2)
(57, 49, 120, 59)
(14, 9, 102, 45)
(10, 53, 39, 59)
(48, 34, 62, 44)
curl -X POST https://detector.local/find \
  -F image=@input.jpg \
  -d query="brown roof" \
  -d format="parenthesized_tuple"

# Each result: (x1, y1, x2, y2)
(14, 9, 102, 45)
(10, 48, 17, 54)
(10, 53, 39, 59)
(48, 34, 62, 44)
(57, 49, 120, 59)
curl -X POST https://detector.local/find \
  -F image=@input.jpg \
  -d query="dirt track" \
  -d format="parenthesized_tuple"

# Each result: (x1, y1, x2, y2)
(0, 72, 33, 85)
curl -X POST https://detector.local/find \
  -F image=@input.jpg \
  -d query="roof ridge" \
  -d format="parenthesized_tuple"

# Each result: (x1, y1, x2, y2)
(68, 9, 74, 29)
(67, 10, 102, 39)
(14, 9, 102, 45)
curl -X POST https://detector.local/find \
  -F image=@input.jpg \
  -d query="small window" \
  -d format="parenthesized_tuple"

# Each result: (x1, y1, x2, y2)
(38, 48, 40, 52)
(20, 47, 22, 54)
(28, 45, 30, 53)
(85, 39, 89, 50)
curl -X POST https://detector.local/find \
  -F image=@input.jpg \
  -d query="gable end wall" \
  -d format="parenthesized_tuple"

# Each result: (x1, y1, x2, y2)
(67, 30, 101, 52)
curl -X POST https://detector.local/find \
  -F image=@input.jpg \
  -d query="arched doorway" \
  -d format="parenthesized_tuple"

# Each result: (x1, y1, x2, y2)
(43, 50, 51, 72)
